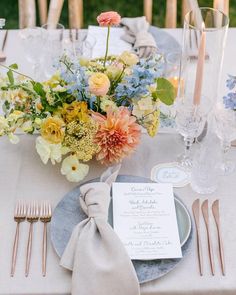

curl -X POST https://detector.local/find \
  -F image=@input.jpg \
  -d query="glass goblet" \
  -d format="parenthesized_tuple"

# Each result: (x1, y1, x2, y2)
(41, 23, 64, 78)
(175, 96, 211, 169)
(19, 27, 47, 80)
(73, 34, 96, 59)
(214, 106, 236, 175)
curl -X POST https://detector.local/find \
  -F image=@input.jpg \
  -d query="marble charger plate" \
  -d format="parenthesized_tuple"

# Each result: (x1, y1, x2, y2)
(51, 175, 193, 284)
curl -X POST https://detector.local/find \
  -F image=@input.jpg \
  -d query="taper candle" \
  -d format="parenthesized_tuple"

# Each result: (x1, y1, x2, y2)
(193, 23, 206, 105)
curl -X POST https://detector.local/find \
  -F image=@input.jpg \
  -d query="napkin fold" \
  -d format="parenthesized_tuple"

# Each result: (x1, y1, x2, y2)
(60, 165, 140, 295)
(121, 16, 157, 58)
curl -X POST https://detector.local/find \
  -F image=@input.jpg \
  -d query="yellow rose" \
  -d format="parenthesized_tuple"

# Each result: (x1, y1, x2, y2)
(88, 73, 110, 96)
(61, 101, 89, 123)
(41, 117, 65, 144)
(119, 51, 139, 66)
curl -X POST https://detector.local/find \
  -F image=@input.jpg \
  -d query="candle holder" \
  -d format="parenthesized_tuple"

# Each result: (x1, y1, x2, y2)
(179, 7, 229, 105)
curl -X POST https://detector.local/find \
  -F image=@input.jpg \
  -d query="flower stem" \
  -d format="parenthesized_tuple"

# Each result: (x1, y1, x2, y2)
(0, 64, 33, 81)
(103, 26, 110, 68)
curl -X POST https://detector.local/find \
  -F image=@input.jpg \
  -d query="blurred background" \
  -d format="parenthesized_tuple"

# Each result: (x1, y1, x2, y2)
(1, 0, 235, 28)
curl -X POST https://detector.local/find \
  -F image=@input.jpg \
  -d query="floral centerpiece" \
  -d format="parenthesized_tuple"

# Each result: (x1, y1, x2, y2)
(0, 11, 174, 182)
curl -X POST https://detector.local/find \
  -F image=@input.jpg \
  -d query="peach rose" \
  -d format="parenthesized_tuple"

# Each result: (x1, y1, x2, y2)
(97, 11, 121, 27)
(88, 73, 111, 96)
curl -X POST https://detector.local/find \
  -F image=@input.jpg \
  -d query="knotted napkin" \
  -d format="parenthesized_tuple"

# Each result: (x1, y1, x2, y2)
(121, 16, 157, 58)
(60, 165, 140, 295)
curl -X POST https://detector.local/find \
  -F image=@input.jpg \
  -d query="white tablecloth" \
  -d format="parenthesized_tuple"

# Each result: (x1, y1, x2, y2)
(0, 29, 236, 295)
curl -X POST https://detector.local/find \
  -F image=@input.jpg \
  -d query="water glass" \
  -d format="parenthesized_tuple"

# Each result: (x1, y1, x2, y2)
(41, 23, 64, 78)
(175, 95, 211, 169)
(19, 27, 47, 80)
(214, 106, 236, 175)
(190, 135, 221, 194)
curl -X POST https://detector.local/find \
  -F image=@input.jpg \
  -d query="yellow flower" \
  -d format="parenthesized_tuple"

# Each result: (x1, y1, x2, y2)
(41, 117, 65, 144)
(0, 116, 8, 136)
(4, 89, 29, 103)
(46, 92, 55, 105)
(43, 72, 61, 88)
(8, 110, 24, 122)
(21, 120, 33, 133)
(132, 96, 160, 137)
(105, 65, 122, 80)
(61, 155, 89, 182)
(119, 51, 139, 66)
(88, 73, 110, 96)
(61, 101, 89, 123)
(100, 97, 117, 112)
(64, 119, 98, 162)
(145, 110, 160, 137)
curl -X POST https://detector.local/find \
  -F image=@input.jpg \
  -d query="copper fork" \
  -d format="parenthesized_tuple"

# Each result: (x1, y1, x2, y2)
(25, 201, 39, 277)
(40, 201, 52, 276)
(11, 200, 27, 276)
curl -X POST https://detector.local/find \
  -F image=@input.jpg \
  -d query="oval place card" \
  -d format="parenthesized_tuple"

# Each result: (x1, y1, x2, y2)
(151, 162, 190, 188)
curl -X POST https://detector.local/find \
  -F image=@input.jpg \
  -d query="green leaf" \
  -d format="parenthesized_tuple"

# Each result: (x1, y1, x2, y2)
(33, 82, 45, 97)
(9, 63, 18, 70)
(7, 69, 14, 85)
(153, 78, 175, 106)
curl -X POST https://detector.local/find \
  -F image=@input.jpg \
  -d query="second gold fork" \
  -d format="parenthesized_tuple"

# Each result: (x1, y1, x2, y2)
(25, 201, 39, 277)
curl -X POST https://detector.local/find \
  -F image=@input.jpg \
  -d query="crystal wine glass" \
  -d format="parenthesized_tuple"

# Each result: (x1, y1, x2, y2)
(175, 95, 211, 169)
(214, 106, 236, 175)
(19, 27, 47, 80)
(41, 23, 64, 78)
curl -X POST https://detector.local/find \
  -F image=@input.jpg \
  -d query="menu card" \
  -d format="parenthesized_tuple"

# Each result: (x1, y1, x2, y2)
(112, 183, 182, 260)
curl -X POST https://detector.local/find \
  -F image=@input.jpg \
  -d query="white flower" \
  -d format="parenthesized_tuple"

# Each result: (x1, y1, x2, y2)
(36, 136, 62, 165)
(0, 116, 8, 135)
(53, 85, 66, 92)
(21, 120, 33, 133)
(119, 51, 139, 66)
(8, 133, 19, 144)
(100, 98, 117, 112)
(61, 155, 89, 182)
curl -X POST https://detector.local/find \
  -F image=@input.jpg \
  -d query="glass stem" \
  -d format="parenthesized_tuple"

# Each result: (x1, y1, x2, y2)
(221, 140, 231, 167)
(33, 62, 41, 81)
(184, 136, 194, 159)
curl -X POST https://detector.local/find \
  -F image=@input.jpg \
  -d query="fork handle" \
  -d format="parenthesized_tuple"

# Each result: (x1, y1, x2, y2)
(217, 226, 225, 275)
(25, 223, 33, 277)
(206, 227, 215, 276)
(196, 229, 203, 276)
(11, 222, 20, 277)
(42, 223, 47, 276)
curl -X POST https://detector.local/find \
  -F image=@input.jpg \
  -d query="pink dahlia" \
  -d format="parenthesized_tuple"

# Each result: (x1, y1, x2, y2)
(92, 107, 141, 165)
(97, 11, 121, 27)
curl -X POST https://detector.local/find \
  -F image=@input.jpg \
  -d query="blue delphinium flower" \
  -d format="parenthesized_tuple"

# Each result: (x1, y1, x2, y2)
(115, 54, 164, 104)
(223, 74, 236, 111)
(226, 75, 236, 90)
(223, 92, 236, 111)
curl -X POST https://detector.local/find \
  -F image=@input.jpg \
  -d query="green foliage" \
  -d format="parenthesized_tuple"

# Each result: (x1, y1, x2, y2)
(153, 78, 175, 106)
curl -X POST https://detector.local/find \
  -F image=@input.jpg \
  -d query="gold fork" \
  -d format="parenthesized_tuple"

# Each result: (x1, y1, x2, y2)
(11, 200, 27, 276)
(25, 201, 39, 277)
(40, 201, 52, 276)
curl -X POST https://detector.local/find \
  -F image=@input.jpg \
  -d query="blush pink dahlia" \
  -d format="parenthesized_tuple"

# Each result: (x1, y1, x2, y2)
(97, 11, 121, 27)
(92, 107, 141, 165)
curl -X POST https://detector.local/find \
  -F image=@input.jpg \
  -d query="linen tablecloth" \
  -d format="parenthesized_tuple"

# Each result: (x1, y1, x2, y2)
(0, 29, 236, 295)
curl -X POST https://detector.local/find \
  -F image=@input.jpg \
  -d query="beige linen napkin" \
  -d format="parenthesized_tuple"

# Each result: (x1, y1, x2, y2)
(60, 165, 140, 295)
(121, 16, 157, 58)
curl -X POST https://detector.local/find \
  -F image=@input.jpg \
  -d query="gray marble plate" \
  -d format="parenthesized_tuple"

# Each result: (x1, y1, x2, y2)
(149, 26, 181, 55)
(51, 175, 193, 283)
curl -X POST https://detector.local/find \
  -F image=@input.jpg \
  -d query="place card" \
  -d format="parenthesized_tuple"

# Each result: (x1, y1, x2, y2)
(151, 162, 190, 187)
(112, 183, 182, 260)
